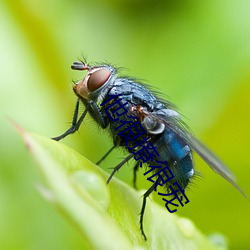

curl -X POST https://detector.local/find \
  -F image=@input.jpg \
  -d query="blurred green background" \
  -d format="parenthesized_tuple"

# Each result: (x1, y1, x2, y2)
(0, 0, 250, 249)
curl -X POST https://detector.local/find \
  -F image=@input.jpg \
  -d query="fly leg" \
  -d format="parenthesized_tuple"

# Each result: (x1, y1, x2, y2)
(105, 151, 140, 188)
(96, 145, 116, 165)
(133, 161, 140, 189)
(88, 100, 107, 129)
(140, 183, 155, 240)
(106, 153, 134, 184)
(52, 99, 89, 141)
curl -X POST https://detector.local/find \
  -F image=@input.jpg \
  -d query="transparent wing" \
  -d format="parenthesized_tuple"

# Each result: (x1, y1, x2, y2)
(150, 110, 248, 198)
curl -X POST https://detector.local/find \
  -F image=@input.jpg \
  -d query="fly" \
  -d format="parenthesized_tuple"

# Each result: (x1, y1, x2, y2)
(52, 60, 247, 240)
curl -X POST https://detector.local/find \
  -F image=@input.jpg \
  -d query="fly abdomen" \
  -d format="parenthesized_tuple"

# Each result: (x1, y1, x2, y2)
(166, 130, 194, 182)
(152, 128, 194, 189)
(172, 154, 194, 190)
(166, 130, 191, 161)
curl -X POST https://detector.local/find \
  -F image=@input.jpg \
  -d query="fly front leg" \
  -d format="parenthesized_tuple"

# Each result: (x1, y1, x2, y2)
(88, 100, 108, 129)
(52, 99, 89, 141)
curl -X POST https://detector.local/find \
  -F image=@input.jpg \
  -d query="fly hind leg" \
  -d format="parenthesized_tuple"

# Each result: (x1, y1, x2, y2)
(140, 183, 155, 240)
(133, 161, 140, 189)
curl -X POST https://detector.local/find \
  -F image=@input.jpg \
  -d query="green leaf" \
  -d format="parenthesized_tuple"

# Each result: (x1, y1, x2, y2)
(19, 128, 226, 250)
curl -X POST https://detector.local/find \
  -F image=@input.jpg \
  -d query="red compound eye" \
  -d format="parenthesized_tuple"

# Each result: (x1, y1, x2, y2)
(87, 68, 111, 92)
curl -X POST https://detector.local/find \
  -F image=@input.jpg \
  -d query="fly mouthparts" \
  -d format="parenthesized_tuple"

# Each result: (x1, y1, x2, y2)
(71, 61, 89, 71)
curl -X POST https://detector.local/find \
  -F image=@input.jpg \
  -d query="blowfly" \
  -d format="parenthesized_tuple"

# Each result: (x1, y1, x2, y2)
(52, 60, 247, 240)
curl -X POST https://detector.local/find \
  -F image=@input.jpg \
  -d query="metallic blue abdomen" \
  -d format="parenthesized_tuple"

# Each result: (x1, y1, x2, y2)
(98, 78, 194, 190)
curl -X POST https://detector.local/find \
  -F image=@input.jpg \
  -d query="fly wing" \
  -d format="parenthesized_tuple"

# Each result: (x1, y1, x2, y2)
(151, 110, 248, 198)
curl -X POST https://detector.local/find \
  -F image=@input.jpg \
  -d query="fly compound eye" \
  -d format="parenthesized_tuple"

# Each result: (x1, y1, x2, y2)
(87, 68, 111, 92)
